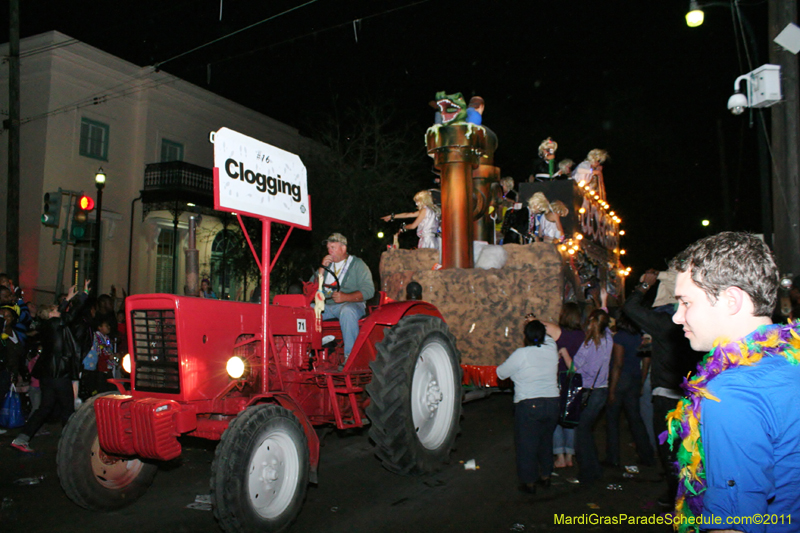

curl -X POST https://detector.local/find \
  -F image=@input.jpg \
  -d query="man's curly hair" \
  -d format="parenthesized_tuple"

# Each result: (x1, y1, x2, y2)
(669, 232, 779, 316)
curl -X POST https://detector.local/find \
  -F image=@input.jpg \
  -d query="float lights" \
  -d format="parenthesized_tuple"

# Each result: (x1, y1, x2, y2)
(578, 180, 586, 187)
(620, 249, 626, 255)
(568, 249, 575, 255)
(609, 211, 615, 216)
(702, 219, 710, 227)
(685, 0, 704, 28)
(627, 266, 632, 272)
(560, 245, 567, 251)
(576, 234, 583, 240)
(619, 230, 626, 235)
(578, 207, 586, 214)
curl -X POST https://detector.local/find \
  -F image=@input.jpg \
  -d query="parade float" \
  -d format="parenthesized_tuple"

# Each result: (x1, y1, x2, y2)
(379, 92, 628, 387)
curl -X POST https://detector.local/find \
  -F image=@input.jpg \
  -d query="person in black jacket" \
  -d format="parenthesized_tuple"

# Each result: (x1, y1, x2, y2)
(11, 281, 89, 453)
(622, 270, 701, 507)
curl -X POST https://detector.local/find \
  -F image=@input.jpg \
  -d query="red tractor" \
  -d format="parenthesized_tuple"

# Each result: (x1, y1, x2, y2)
(57, 262, 462, 533)
(56, 131, 463, 533)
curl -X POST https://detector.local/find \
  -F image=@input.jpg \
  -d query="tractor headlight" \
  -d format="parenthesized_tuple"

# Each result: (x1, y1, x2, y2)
(226, 356, 246, 379)
(122, 353, 132, 374)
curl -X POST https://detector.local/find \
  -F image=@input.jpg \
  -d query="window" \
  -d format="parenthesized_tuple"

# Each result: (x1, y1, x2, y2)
(211, 229, 240, 300)
(160, 139, 184, 162)
(155, 229, 176, 293)
(80, 118, 109, 160)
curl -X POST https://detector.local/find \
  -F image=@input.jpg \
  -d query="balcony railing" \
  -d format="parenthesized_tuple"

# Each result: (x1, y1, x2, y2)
(141, 161, 214, 211)
(143, 161, 213, 194)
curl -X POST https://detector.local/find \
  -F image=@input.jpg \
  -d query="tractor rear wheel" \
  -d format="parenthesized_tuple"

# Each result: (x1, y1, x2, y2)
(57, 393, 158, 510)
(211, 404, 308, 533)
(366, 314, 462, 475)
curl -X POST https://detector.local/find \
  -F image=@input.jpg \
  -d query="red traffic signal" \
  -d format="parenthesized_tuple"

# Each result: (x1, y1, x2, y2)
(79, 195, 95, 211)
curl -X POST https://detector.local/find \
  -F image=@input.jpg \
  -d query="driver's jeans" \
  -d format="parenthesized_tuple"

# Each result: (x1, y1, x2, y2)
(322, 301, 366, 358)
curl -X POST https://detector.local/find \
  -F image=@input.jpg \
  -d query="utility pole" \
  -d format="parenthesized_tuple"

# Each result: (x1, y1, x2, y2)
(6, 0, 20, 282)
(769, 0, 800, 275)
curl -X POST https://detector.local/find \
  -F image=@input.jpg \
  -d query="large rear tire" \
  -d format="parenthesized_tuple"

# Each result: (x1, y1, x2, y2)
(366, 314, 462, 475)
(57, 393, 158, 510)
(211, 404, 309, 533)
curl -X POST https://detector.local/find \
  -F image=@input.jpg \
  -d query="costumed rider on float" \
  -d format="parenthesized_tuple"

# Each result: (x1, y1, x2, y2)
(313, 233, 375, 365)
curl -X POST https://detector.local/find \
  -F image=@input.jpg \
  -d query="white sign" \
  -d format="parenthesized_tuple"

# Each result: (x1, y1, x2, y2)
(213, 127, 310, 229)
(297, 319, 306, 333)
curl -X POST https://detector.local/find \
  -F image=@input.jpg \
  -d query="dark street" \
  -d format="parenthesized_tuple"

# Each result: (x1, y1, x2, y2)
(1, 393, 672, 533)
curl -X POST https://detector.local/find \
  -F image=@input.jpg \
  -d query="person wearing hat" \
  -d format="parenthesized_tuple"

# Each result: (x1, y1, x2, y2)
(315, 233, 375, 361)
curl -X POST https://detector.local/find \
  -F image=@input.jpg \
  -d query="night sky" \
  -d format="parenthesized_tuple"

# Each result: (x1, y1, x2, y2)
(4, 0, 770, 277)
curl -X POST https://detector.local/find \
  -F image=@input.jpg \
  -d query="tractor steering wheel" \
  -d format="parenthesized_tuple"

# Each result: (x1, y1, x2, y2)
(319, 264, 340, 293)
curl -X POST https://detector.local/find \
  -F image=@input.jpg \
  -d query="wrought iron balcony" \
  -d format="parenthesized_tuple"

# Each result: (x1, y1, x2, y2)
(141, 161, 214, 213)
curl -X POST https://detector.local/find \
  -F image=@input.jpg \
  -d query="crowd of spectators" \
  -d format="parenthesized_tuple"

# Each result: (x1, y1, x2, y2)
(0, 275, 127, 453)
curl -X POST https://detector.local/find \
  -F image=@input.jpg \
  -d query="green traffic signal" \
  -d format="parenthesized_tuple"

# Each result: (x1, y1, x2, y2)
(42, 190, 62, 227)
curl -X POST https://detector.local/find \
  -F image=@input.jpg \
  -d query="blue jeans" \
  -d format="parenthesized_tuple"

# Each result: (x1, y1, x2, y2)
(553, 425, 575, 455)
(605, 372, 655, 465)
(514, 397, 559, 484)
(576, 387, 608, 484)
(321, 301, 365, 357)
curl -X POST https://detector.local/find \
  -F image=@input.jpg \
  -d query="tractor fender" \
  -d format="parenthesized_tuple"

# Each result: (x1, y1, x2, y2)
(368, 300, 444, 326)
(347, 301, 445, 371)
(245, 393, 320, 484)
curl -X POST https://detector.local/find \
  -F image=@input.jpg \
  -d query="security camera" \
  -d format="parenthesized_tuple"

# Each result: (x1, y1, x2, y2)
(727, 92, 748, 115)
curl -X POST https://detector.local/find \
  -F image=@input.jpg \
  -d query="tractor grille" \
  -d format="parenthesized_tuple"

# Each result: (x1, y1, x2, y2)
(131, 309, 180, 393)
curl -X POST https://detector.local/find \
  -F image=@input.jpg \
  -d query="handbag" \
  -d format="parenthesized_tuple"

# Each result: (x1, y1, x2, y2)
(557, 362, 583, 428)
(0, 384, 25, 429)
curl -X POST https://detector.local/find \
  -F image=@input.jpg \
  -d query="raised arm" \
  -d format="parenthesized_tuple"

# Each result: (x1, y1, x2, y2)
(381, 210, 421, 222)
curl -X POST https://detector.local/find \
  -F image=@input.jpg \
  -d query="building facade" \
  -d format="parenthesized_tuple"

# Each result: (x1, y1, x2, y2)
(0, 31, 325, 304)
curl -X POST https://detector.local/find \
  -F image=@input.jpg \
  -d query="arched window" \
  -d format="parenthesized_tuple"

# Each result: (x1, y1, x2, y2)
(210, 229, 239, 300)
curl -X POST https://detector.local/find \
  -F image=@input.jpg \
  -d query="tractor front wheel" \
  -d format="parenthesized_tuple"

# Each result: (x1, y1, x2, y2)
(366, 314, 462, 475)
(211, 404, 309, 533)
(57, 393, 158, 510)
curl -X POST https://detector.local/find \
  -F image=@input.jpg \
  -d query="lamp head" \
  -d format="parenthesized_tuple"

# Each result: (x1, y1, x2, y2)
(727, 92, 748, 115)
(95, 167, 106, 190)
(686, 0, 704, 27)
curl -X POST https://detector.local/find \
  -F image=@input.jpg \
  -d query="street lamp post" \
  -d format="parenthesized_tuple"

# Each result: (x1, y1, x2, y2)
(94, 168, 106, 295)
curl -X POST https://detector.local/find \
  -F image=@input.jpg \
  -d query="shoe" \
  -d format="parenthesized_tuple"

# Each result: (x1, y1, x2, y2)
(536, 477, 551, 489)
(565, 477, 580, 484)
(11, 439, 34, 453)
(0, 428, 7, 435)
(518, 483, 536, 494)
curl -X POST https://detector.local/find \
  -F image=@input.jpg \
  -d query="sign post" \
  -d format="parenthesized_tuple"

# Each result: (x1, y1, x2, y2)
(212, 127, 311, 394)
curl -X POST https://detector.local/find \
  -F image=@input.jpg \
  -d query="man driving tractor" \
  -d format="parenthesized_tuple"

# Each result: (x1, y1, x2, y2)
(314, 233, 374, 361)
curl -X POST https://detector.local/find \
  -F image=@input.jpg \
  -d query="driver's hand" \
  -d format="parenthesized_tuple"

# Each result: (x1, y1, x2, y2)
(331, 291, 346, 304)
(321, 255, 334, 268)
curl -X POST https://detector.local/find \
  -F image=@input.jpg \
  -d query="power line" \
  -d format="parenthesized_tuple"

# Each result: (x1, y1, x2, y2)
(153, 0, 321, 70)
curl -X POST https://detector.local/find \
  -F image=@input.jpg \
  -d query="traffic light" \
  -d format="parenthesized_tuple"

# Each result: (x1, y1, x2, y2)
(71, 193, 95, 240)
(42, 190, 62, 227)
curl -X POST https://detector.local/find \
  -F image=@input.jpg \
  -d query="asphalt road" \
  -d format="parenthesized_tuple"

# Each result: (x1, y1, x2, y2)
(1, 393, 674, 533)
